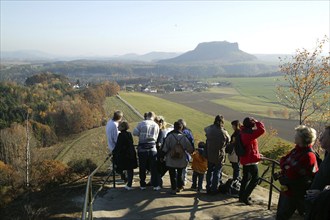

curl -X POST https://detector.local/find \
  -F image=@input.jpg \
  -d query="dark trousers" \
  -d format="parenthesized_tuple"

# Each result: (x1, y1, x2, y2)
(126, 169, 134, 187)
(192, 171, 204, 190)
(138, 151, 159, 187)
(206, 162, 223, 192)
(231, 162, 240, 180)
(168, 167, 184, 190)
(276, 192, 305, 220)
(239, 164, 259, 200)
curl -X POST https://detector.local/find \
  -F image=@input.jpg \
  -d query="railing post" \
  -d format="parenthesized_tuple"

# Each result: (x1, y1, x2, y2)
(88, 180, 93, 220)
(268, 162, 275, 210)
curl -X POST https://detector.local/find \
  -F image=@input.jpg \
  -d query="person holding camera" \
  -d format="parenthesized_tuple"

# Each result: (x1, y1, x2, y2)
(238, 117, 265, 205)
(276, 125, 319, 220)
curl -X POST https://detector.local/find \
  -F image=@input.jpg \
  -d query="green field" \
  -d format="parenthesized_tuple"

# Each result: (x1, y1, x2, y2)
(120, 92, 223, 142)
(206, 77, 290, 118)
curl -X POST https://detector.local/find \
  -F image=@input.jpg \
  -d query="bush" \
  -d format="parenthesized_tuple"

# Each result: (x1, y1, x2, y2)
(68, 159, 97, 175)
(31, 160, 70, 187)
(0, 161, 20, 207)
(261, 141, 292, 162)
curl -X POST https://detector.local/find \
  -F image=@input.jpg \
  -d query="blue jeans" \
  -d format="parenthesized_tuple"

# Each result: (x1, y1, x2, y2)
(231, 162, 240, 180)
(138, 151, 159, 187)
(192, 171, 204, 190)
(206, 162, 223, 192)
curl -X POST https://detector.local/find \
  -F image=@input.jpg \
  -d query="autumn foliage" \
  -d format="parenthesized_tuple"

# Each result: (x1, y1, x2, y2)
(277, 36, 329, 126)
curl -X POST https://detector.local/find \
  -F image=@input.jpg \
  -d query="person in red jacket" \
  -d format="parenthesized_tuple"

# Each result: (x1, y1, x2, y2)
(276, 125, 319, 220)
(239, 117, 265, 205)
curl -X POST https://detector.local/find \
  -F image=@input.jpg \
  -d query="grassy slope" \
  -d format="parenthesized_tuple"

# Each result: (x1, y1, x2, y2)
(53, 96, 142, 168)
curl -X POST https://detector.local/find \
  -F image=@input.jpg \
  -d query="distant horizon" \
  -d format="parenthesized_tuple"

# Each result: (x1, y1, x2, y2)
(1, 1, 329, 57)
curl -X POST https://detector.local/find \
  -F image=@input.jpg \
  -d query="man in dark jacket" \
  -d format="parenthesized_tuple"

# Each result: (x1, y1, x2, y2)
(204, 115, 230, 195)
(239, 117, 265, 205)
(306, 125, 330, 220)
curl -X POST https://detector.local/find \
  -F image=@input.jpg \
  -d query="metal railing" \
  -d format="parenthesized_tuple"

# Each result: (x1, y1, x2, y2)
(258, 157, 281, 210)
(82, 155, 113, 220)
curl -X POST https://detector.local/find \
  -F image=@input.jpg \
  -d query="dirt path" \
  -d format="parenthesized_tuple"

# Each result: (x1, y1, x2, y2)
(153, 92, 298, 142)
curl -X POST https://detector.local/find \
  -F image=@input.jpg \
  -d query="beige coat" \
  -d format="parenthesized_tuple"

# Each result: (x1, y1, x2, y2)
(204, 125, 230, 164)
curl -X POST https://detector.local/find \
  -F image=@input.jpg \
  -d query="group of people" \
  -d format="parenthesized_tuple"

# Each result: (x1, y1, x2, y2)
(106, 110, 330, 220)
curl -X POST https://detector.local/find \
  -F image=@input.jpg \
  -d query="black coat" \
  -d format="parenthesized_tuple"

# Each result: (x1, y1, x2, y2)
(113, 131, 138, 172)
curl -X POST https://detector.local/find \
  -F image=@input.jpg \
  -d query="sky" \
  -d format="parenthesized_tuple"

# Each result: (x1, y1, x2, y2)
(1, 0, 329, 56)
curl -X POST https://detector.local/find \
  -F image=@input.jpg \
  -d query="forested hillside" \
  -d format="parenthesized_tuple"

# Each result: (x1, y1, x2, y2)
(0, 73, 120, 207)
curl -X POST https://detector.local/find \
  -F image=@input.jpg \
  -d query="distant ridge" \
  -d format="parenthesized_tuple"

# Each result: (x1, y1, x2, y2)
(158, 41, 257, 64)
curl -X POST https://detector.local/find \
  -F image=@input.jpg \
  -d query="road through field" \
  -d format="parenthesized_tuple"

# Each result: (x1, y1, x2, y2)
(153, 92, 298, 142)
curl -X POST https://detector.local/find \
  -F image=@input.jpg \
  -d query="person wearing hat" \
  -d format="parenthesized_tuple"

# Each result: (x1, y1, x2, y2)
(239, 117, 265, 205)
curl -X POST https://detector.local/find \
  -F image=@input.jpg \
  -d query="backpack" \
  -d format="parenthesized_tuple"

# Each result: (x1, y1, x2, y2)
(218, 178, 241, 195)
(234, 132, 245, 157)
(169, 134, 185, 159)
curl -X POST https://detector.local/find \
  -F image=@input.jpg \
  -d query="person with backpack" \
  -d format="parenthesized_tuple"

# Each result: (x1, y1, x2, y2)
(204, 115, 230, 195)
(191, 142, 208, 192)
(133, 112, 160, 191)
(112, 121, 138, 190)
(226, 120, 241, 181)
(276, 125, 319, 220)
(162, 121, 194, 195)
(239, 117, 265, 205)
(178, 119, 195, 187)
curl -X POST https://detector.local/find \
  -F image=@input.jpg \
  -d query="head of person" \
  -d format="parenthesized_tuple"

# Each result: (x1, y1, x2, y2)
(320, 125, 330, 152)
(118, 121, 129, 132)
(112, 110, 123, 122)
(243, 117, 255, 129)
(144, 112, 148, 120)
(174, 121, 183, 132)
(146, 111, 156, 120)
(177, 119, 187, 129)
(231, 120, 241, 131)
(198, 141, 206, 149)
(214, 115, 224, 127)
(294, 125, 317, 147)
(155, 115, 166, 130)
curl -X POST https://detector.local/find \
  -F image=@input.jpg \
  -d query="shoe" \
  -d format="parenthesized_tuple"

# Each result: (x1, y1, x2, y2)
(177, 187, 184, 192)
(243, 199, 253, 205)
(124, 185, 133, 190)
(140, 187, 146, 190)
(153, 186, 161, 191)
(239, 197, 252, 205)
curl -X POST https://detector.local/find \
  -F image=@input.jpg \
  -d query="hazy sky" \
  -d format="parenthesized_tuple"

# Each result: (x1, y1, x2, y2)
(1, 1, 329, 56)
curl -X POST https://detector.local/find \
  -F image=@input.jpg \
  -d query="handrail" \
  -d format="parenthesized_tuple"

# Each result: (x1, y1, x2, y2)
(82, 155, 112, 220)
(259, 157, 281, 210)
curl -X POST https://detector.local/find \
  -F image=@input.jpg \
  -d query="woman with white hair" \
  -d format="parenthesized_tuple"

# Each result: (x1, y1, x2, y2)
(276, 125, 319, 220)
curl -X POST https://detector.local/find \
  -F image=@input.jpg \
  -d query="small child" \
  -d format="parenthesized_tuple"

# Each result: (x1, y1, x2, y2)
(191, 142, 208, 192)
